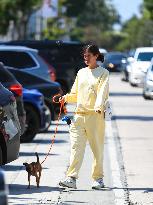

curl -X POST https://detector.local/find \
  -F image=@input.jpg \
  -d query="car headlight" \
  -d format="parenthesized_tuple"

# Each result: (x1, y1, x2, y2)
(108, 63, 114, 68)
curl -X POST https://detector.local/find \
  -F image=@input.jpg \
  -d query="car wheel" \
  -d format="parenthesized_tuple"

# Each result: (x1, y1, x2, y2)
(0, 148, 2, 165)
(130, 82, 137, 87)
(40, 104, 52, 132)
(143, 91, 151, 100)
(20, 104, 40, 143)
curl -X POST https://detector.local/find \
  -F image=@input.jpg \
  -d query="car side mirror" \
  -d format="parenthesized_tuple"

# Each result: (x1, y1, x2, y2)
(127, 57, 135, 63)
(121, 58, 127, 64)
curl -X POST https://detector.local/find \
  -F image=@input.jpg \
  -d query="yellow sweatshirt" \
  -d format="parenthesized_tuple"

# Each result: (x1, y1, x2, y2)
(65, 66, 109, 113)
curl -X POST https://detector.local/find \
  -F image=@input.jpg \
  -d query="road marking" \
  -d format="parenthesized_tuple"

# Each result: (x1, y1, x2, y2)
(106, 121, 125, 205)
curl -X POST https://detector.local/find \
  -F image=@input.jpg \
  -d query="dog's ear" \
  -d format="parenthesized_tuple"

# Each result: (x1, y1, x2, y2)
(23, 162, 28, 166)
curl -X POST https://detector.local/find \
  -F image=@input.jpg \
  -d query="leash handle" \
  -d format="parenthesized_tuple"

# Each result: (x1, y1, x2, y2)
(52, 93, 67, 114)
(41, 97, 64, 165)
(52, 94, 62, 104)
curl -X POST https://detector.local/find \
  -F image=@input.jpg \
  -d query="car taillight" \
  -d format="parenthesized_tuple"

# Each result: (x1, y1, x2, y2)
(9, 84, 23, 96)
(49, 70, 56, 82)
(40, 56, 56, 81)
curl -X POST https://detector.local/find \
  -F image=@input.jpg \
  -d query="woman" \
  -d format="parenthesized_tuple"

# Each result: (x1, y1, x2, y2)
(59, 45, 109, 189)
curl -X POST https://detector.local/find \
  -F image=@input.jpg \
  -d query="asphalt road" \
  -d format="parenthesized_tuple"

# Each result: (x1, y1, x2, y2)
(2, 73, 153, 205)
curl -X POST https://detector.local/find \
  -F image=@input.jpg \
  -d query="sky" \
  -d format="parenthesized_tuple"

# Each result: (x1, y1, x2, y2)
(113, 0, 143, 22)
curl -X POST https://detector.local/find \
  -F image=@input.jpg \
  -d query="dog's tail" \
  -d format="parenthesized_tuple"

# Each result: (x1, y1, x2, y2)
(35, 152, 39, 163)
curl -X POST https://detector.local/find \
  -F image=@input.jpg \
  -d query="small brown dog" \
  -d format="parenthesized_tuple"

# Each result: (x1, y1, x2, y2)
(23, 152, 42, 189)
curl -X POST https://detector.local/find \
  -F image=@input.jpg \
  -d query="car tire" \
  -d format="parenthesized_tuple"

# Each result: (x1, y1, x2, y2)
(20, 104, 40, 143)
(40, 104, 52, 132)
(142, 92, 151, 100)
(0, 148, 2, 165)
(130, 82, 137, 87)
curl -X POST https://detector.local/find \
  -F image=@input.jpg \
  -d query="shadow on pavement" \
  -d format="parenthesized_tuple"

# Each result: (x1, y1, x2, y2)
(44, 130, 69, 134)
(32, 139, 68, 144)
(112, 115, 153, 121)
(110, 92, 142, 97)
(2, 164, 49, 172)
(8, 184, 63, 195)
(107, 186, 153, 193)
(2, 165, 23, 171)
(19, 152, 57, 157)
(62, 201, 86, 204)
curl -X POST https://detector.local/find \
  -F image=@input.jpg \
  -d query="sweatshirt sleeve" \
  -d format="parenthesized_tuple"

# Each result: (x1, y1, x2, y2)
(94, 71, 109, 111)
(64, 74, 78, 103)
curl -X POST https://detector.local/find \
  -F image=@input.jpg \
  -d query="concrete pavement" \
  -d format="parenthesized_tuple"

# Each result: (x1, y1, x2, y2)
(3, 106, 118, 204)
(2, 73, 153, 204)
(110, 74, 153, 205)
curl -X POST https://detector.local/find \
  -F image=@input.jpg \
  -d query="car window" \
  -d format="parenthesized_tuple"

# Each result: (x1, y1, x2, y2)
(106, 54, 126, 61)
(128, 49, 136, 57)
(0, 67, 16, 83)
(38, 45, 83, 64)
(0, 51, 37, 69)
(137, 52, 153, 61)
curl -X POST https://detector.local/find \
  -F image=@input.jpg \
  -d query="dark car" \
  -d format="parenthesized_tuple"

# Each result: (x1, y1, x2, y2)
(1, 40, 86, 93)
(22, 88, 51, 142)
(0, 65, 25, 165)
(0, 64, 51, 143)
(7, 66, 63, 121)
(0, 168, 8, 205)
(103, 52, 127, 72)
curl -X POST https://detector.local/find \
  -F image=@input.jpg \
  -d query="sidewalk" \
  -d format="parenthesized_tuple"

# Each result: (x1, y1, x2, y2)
(5, 120, 70, 205)
(4, 104, 117, 205)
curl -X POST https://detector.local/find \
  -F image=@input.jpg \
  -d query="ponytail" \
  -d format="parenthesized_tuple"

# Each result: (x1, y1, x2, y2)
(97, 53, 104, 63)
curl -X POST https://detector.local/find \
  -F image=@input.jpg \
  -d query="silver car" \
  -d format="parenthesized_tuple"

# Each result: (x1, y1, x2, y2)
(129, 47, 153, 87)
(143, 59, 153, 99)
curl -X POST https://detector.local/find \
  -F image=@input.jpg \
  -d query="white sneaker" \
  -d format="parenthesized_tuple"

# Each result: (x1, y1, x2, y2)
(59, 177, 77, 189)
(92, 178, 104, 190)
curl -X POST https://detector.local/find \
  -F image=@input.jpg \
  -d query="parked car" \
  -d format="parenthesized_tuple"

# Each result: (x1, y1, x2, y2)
(129, 47, 153, 87)
(0, 168, 8, 205)
(0, 45, 51, 82)
(0, 64, 25, 165)
(121, 58, 134, 82)
(7, 66, 63, 121)
(103, 51, 127, 72)
(22, 88, 51, 142)
(143, 58, 153, 99)
(0, 64, 51, 142)
(1, 40, 86, 93)
(99, 48, 107, 55)
(120, 49, 135, 81)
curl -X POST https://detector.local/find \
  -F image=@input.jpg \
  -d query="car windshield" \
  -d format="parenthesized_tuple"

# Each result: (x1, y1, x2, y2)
(137, 52, 153, 61)
(106, 54, 126, 62)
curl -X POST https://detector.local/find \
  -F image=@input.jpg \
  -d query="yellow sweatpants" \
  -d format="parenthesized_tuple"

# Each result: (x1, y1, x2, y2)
(66, 112, 105, 180)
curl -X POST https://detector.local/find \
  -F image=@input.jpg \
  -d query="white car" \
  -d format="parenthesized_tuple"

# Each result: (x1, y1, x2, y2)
(129, 47, 153, 87)
(99, 48, 107, 54)
(143, 58, 153, 99)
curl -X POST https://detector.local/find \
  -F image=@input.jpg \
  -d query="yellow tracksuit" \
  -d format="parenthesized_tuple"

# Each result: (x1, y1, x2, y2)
(65, 66, 109, 180)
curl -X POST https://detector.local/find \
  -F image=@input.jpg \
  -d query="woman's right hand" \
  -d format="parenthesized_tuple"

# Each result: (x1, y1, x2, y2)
(59, 96, 66, 104)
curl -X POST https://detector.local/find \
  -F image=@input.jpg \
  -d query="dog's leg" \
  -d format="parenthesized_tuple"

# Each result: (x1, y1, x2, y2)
(36, 174, 39, 188)
(39, 170, 41, 180)
(28, 174, 31, 189)
(38, 170, 41, 187)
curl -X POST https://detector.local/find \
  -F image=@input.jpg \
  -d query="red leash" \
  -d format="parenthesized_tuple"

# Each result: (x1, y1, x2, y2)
(41, 94, 65, 165)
